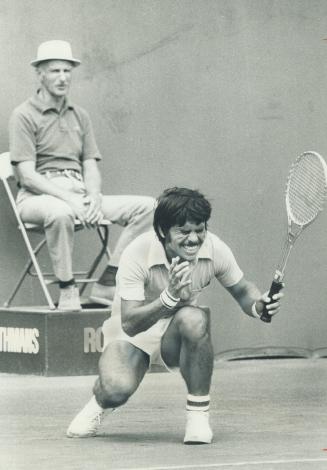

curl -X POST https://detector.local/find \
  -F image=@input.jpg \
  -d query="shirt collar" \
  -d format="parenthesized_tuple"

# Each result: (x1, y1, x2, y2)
(29, 91, 74, 114)
(147, 230, 213, 269)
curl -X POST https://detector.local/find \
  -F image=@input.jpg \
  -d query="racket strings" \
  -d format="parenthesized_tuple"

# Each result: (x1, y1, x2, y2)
(287, 155, 327, 225)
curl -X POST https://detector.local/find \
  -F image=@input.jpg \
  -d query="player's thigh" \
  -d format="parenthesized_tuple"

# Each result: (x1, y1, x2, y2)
(99, 340, 149, 391)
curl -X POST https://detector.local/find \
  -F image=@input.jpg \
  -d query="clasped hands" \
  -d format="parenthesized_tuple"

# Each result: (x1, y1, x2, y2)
(68, 192, 104, 227)
(167, 256, 193, 302)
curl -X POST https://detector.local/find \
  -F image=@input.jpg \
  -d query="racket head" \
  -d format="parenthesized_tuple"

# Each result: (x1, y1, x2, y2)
(285, 151, 327, 230)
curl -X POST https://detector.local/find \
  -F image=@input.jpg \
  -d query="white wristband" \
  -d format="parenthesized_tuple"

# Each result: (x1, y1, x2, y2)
(160, 288, 180, 310)
(251, 302, 261, 319)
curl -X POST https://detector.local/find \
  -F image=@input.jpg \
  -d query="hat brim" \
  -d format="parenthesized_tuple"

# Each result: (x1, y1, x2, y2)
(30, 58, 81, 67)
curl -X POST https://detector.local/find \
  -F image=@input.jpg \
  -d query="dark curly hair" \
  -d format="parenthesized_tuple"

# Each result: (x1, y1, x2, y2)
(153, 187, 212, 244)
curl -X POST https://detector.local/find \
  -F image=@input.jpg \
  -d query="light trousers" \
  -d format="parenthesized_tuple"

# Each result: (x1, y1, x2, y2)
(16, 175, 155, 281)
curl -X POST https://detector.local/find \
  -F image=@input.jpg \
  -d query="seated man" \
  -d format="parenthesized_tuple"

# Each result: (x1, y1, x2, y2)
(67, 187, 284, 444)
(9, 40, 155, 311)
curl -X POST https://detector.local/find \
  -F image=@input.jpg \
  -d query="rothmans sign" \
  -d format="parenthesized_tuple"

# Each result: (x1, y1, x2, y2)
(0, 327, 39, 354)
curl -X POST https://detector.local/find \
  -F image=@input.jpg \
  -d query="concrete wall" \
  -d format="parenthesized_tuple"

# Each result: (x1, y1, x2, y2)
(1, 0, 327, 354)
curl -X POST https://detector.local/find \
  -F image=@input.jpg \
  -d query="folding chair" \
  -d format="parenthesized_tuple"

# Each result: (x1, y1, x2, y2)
(0, 151, 111, 310)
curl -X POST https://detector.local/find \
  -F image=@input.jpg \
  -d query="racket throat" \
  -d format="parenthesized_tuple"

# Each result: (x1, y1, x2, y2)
(275, 239, 294, 281)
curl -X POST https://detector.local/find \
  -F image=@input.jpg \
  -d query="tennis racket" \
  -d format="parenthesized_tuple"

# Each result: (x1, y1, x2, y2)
(260, 151, 327, 323)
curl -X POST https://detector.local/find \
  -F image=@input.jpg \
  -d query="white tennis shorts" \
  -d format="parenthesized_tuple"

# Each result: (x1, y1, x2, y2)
(102, 315, 175, 370)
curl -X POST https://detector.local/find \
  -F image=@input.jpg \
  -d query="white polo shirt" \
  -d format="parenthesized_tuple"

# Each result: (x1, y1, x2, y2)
(110, 229, 243, 317)
(102, 230, 243, 359)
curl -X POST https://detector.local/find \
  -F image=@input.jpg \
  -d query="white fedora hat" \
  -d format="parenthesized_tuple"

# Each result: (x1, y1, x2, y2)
(30, 40, 81, 67)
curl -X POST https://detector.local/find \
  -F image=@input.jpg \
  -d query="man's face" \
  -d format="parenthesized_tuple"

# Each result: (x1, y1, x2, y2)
(164, 221, 207, 262)
(38, 60, 73, 98)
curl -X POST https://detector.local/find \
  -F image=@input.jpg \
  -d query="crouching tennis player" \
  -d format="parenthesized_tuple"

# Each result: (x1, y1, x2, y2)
(67, 187, 284, 444)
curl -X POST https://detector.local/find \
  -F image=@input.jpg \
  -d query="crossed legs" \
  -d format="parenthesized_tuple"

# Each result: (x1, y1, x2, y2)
(18, 190, 155, 282)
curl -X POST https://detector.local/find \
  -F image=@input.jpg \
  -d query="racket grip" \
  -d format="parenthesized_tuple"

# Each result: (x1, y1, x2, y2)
(260, 280, 283, 323)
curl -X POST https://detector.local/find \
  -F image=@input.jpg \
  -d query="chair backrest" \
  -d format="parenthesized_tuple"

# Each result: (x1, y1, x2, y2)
(0, 152, 14, 181)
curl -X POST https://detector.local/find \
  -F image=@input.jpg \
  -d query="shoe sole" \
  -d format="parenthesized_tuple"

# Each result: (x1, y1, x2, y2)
(184, 439, 212, 445)
(66, 431, 97, 438)
(184, 433, 213, 445)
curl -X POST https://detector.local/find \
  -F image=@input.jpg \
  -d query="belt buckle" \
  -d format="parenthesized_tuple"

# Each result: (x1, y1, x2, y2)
(65, 169, 81, 181)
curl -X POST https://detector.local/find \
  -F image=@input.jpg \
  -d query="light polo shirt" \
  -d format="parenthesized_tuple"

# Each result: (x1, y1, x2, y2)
(9, 92, 102, 173)
(110, 229, 244, 318)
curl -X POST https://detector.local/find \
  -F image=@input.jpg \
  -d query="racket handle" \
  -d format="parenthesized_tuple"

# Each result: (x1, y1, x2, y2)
(260, 280, 283, 323)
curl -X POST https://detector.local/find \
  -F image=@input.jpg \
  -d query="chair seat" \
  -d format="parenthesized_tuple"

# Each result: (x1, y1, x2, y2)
(23, 219, 111, 231)
(44, 277, 99, 286)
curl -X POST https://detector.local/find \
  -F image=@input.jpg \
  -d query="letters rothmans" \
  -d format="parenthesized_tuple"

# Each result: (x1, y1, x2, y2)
(0, 326, 104, 354)
(84, 327, 103, 353)
(0, 327, 39, 354)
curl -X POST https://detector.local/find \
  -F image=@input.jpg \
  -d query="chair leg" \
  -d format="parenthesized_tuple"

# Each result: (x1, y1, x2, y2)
(23, 237, 56, 310)
(96, 225, 112, 261)
(3, 238, 51, 308)
(79, 225, 110, 296)
(4, 203, 56, 310)
(3, 178, 56, 310)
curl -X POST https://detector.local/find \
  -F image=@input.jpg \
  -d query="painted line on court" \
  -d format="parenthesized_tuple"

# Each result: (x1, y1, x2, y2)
(120, 457, 327, 470)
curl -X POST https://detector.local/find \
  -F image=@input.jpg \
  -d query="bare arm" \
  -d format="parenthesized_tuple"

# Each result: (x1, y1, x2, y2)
(17, 160, 72, 199)
(121, 298, 174, 336)
(226, 276, 283, 319)
(82, 159, 104, 224)
(83, 159, 102, 198)
(121, 257, 192, 336)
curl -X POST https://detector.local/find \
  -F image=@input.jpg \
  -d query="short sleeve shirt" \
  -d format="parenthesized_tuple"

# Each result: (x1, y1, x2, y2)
(110, 230, 244, 317)
(9, 92, 102, 172)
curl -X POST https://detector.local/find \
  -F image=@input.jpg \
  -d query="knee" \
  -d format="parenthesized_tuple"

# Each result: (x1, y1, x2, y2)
(126, 196, 155, 227)
(95, 373, 136, 408)
(134, 196, 156, 217)
(177, 307, 210, 342)
(143, 196, 156, 214)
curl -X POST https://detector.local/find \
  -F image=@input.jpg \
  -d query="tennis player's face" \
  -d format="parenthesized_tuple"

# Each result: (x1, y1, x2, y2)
(164, 221, 207, 262)
(38, 60, 73, 99)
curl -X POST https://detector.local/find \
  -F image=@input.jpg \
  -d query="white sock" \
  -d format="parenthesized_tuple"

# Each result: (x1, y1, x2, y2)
(186, 394, 210, 412)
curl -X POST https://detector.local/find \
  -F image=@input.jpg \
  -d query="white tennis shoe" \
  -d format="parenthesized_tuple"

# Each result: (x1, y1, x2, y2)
(58, 285, 81, 312)
(66, 396, 105, 438)
(183, 410, 213, 444)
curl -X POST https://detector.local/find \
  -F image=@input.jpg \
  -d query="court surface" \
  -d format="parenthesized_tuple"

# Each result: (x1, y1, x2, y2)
(1, 358, 327, 470)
